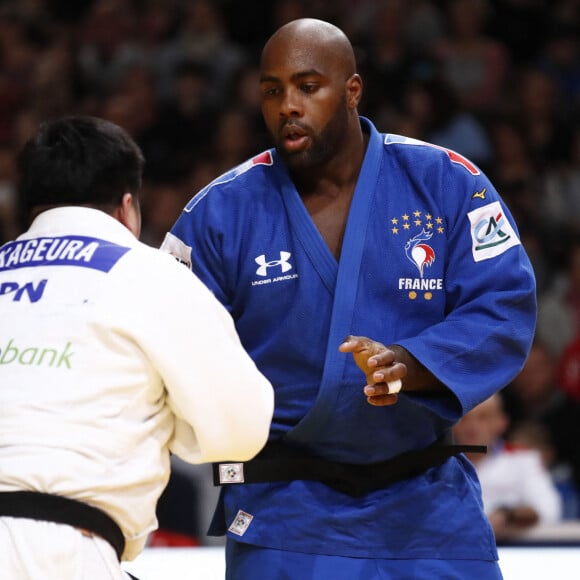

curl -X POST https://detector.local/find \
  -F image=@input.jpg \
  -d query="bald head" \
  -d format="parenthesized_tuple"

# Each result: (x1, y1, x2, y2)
(261, 18, 357, 81)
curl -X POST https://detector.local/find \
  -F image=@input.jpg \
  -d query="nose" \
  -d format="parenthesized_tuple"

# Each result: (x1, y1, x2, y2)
(279, 87, 302, 118)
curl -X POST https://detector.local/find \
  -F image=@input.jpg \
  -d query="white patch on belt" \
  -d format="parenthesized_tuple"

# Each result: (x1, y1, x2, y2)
(228, 510, 253, 536)
(219, 463, 244, 483)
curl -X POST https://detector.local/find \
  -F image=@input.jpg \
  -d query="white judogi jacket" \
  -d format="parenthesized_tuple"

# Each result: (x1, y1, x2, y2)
(0, 207, 274, 562)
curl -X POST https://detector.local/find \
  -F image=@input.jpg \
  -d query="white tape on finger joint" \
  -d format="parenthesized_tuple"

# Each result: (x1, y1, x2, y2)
(387, 379, 402, 394)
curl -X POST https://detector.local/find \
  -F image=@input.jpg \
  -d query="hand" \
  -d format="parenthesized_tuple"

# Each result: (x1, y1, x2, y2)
(488, 505, 539, 540)
(339, 335, 407, 406)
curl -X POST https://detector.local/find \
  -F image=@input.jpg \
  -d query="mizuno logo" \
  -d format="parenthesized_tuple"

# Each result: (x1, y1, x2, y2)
(472, 187, 487, 199)
(255, 252, 292, 276)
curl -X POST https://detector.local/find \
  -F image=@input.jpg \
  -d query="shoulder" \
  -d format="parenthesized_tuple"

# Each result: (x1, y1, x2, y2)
(135, 241, 192, 272)
(183, 150, 278, 213)
(116, 239, 190, 279)
(379, 133, 496, 220)
(122, 241, 216, 300)
(382, 134, 482, 178)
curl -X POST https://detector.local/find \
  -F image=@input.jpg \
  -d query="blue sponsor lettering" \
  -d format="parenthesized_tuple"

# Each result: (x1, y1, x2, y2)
(0, 279, 47, 302)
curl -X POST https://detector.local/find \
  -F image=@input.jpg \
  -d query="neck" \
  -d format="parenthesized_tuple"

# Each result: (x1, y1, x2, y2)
(294, 125, 368, 198)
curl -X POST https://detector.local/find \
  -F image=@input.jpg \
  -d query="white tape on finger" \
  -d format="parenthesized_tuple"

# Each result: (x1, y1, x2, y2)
(387, 379, 402, 394)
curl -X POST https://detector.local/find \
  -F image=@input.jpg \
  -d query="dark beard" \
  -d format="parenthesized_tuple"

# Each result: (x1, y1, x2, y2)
(276, 99, 349, 171)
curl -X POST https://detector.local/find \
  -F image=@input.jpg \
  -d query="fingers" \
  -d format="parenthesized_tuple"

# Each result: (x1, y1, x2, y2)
(364, 380, 402, 398)
(340, 335, 406, 405)
(366, 393, 399, 407)
(339, 335, 393, 370)
(340, 335, 401, 378)
(371, 365, 405, 393)
(339, 335, 382, 356)
(365, 381, 400, 405)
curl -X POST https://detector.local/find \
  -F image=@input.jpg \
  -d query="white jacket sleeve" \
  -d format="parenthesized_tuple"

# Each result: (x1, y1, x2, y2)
(135, 251, 274, 464)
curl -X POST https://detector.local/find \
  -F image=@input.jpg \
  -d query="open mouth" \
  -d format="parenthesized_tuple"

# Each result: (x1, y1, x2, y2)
(282, 125, 309, 152)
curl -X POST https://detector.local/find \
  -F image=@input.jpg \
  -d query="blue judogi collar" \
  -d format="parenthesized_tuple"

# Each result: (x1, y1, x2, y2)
(274, 117, 383, 444)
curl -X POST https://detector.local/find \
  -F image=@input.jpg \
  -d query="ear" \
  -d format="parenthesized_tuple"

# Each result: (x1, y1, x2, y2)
(346, 74, 363, 109)
(114, 192, 141, 238)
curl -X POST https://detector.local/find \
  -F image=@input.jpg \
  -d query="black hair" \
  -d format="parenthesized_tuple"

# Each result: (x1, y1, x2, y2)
(18, 115, 145, 217)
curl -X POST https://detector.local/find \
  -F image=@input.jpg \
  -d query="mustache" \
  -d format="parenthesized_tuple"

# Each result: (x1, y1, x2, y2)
(279, 120, 311, 135)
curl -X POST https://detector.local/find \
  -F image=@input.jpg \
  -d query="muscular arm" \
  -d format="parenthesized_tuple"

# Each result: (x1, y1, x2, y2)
(339, 335, 445, 406)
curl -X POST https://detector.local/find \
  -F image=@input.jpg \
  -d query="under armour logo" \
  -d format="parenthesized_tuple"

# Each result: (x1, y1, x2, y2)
(255, 252, 292, 276)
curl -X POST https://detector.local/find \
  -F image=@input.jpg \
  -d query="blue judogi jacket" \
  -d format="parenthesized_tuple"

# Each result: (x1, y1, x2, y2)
(162, 117, 536, 560)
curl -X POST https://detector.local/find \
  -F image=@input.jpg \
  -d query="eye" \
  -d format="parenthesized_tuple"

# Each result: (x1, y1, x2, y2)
(262, 86, 281, 97)
(300, 83, 318, 94)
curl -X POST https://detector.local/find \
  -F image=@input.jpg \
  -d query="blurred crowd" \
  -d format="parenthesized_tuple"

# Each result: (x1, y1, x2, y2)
(1, 0, 579, 541)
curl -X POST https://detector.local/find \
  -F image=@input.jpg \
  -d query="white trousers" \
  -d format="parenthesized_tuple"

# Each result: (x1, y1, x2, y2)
(0, 517, 132, 579)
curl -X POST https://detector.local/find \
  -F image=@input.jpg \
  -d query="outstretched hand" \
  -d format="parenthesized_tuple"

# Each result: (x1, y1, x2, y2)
(339, 335, 407, 406)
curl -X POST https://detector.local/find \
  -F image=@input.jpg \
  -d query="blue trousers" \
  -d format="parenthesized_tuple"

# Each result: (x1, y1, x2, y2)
(225, 539, 504, 580)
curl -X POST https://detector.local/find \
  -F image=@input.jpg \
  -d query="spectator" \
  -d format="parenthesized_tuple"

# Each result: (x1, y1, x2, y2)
(416, 77, 494, 169)
(486, 0, 550, 66)
(210, 107, 263, 175)
(76, 0, 143, 99)
(508, 66, 575, 172)
(502, 340, 580, 492)
(508, 421, 580, 520)
(0, 6, 41, 145)
(453, 393, 562, 542)
(537, 19, 580, 112)
(557, 334, 580, 403)
(537, 240, 580, 361)
(156, 0, 247, 108)
(486, 117, 541, 232)
(486, 115, 550, 291)
(138, 60, 216, 182)
(404, 0, 446, 58)
(357, 0, 418, 116)
(0, 146, 18, 245)
(432, 0, 510, 112)
(541, 127, 580, 241)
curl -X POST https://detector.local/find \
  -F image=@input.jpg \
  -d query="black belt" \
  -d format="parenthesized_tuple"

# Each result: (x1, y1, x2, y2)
(0, 491, 125, 560)
(213, 440, 486, 497)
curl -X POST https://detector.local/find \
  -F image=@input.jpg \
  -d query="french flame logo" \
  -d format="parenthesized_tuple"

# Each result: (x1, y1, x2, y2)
(405, 229, 435, 277)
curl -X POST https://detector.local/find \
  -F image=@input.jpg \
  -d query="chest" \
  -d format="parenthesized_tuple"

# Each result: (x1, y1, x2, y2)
(301, 192, 353, 260)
